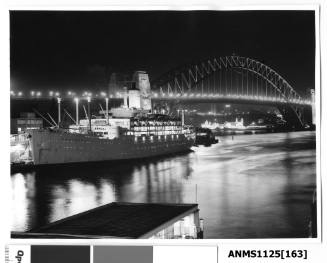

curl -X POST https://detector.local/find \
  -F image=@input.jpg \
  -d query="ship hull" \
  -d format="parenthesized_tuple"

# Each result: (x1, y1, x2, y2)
(29, 130, 195, 165)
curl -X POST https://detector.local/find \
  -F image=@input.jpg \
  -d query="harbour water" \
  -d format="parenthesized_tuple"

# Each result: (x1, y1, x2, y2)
(11, 131, 316, 238)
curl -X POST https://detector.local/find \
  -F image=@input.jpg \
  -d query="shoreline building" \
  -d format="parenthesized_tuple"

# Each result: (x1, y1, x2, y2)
(11, 112, 43, 134)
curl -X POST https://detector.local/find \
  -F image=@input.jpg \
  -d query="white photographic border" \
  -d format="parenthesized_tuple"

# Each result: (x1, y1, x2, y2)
(0, 0, 325, 259)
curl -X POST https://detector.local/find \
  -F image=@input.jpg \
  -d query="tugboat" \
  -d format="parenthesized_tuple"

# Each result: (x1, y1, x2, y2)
(195, 127, 218, 146)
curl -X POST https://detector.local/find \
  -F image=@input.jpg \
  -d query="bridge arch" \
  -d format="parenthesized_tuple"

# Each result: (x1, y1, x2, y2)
(151, 55, 310, 127)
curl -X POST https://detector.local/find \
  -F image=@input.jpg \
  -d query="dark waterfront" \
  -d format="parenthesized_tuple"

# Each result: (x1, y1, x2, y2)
(11, 131, 316, 238)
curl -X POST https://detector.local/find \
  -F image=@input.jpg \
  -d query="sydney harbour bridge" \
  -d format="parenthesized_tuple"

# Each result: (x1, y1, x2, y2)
(150, 55, 313, 129)
(10, 55, 314, 129)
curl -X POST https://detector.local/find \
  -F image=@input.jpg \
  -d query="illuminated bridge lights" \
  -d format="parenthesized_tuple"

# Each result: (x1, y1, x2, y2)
(10, 88, 311, 107)
(83, 91, 92, 97)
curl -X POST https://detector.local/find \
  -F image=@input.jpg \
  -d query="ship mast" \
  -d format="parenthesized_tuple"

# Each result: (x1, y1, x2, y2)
(105, 97, 109, 123)
(74, 98, 79, 125)
(87, 96, 91, 132)
(57, 97, 61, 127)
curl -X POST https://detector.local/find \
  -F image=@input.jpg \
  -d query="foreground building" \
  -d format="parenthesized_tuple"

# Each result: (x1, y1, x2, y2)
(12, 202, 204, 239)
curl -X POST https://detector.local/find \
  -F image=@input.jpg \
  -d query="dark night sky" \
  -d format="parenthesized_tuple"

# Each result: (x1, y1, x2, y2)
(10, 11, 315, 95)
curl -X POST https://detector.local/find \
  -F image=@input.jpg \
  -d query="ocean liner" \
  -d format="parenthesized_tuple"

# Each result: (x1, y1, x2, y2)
(10, 71, 195, 166)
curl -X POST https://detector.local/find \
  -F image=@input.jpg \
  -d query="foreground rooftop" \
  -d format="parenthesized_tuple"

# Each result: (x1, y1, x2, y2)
(12, 202, 199, 239)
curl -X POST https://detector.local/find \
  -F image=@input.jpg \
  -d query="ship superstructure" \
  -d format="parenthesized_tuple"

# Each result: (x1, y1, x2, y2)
(11, 71, 195, 166)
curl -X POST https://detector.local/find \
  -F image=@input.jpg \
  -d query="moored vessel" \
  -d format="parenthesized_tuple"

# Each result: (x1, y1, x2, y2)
(11, 71, 195, 166)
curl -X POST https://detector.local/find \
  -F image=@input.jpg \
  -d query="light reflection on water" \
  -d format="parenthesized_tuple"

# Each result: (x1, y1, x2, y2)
(11, 131, 316, 238)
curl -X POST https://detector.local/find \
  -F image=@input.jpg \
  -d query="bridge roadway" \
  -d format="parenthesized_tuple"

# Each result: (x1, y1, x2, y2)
(10, 93, 311, 106)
